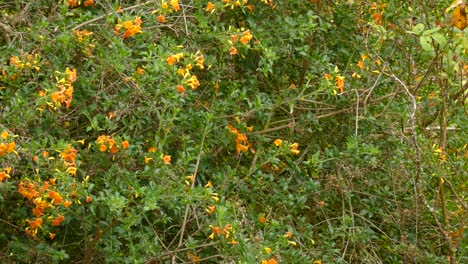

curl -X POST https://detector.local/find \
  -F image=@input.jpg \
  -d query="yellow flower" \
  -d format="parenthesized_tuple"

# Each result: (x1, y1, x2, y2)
(66, 167, 77, 176)
(206, 205, 216, 215)
(205, 181, 213, 188)
(194, 51, 205, 69)
(144, 156, 153, 164)
(264, 247, 271, 253)
(185, 75, 200, 89)
(290, 143, 300, 155)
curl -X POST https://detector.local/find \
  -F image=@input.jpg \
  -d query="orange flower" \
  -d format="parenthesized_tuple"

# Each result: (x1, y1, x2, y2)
(124, 20, 134, 30)
(206, 2, 215, 12)
(60, 145, 77, 164)
(229, 46, 238, 55)
(357, 60, 364, 69)
(48, 191, 63, 204)
(176, 85, 185, 93)
(170, 0, 180, 11)
(64, 200, 72, 208)
(163, 155, 171, 164)
(240, 30, 253, 45)
(335, 76, 345, 93)
(86, 196, 93, 203)
(66, 67, 77, 83)
(136, 67, 145, 75)
(259, 214, 266, 223)
(99, 144, 107, 152)
(166, 56, 176, 65)
(273, 139, 283, 147)
(206, 205, 216, 215)
(49, 233, 56, 239)
(6, 142, 15, 153)
(211, 226, 223, 235)
(121, 140, 129, 149)
(1, 130, 8, 139)
(268, 258, 278, 264)
(51, 214, 65, 226)
(148, 146, 157, 153)
(110, 144, 119, 153)
(0, 171, 10, 182)
(157, 15, 167, 23)
(177, 68, 186, 76)
(28, 218, 43, 229)
(68, 0, 78, 8)
(323, 73, 331, 80)
(84, 0, 94, 7)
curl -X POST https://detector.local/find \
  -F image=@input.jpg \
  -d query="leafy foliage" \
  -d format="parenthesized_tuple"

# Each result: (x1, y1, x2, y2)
(0, 0, 466, 263)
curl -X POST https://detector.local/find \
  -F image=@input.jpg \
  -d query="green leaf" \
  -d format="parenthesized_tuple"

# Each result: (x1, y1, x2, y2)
(410, 23, 425, 35)
(431, 33, 447, 47)
(420, 36, 433, 51)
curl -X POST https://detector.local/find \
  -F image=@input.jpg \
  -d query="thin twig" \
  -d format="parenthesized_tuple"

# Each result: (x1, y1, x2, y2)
(177, 123, 209, 248)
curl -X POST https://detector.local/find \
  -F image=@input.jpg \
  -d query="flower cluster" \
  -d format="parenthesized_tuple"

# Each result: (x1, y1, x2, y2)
(9, 53, 41, 71)
(323, 68, 345, 95)
(74, 29, 95, 57)
(96, 135, 129, 154)
(18, 178, 72, 238)
(152, 0, 181, 23)
(59, 145, 78, 176)
(228, 29, 254, 55)
(166, 51, 205, 91)
(0, 130, 16, 158)
(68, 0, 94, 8)
(227, 124, 251, 153)
(114, 17, 143, 39)
(46, 67, 77, 108)
(2, 53, 42, 81)
(208, 223, 236, 244)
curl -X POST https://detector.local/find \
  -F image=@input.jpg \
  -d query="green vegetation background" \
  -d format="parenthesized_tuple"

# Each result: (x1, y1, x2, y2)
(0, 0, 466, 263)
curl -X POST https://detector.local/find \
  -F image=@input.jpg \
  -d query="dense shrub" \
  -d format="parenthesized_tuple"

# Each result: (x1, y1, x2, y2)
(0, 0, 466, 263)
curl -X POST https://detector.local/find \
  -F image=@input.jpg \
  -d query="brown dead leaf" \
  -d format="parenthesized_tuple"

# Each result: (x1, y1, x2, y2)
(453, 3, 467, 30)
